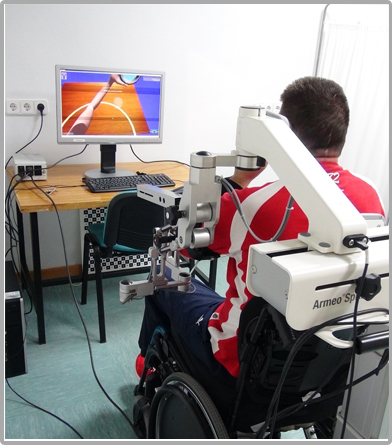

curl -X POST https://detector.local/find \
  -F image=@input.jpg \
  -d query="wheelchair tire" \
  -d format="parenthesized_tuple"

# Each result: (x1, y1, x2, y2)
(148, 372, 230, 439)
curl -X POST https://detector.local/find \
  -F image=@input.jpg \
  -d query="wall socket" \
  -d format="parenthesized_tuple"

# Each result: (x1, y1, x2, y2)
(6, 100, 48, 115)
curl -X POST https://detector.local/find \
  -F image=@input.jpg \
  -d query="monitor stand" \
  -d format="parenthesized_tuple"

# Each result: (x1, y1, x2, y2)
(84, 144, 135, 179)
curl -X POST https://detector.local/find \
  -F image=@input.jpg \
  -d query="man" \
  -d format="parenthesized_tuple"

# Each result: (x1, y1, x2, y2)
(137, 76, 385, 381)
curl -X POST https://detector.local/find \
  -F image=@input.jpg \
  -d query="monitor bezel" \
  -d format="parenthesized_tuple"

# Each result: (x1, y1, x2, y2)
(55, 65, 165, 145)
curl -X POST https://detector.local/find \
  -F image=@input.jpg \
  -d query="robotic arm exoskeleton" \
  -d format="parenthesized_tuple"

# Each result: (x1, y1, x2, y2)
(120, 106, 389, 348)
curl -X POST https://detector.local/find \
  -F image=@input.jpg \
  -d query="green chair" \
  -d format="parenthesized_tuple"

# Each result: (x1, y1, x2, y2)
(81, 190, 165, 343)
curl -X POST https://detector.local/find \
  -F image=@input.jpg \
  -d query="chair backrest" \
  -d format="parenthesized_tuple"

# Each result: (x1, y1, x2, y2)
(103, 191, 165, 255)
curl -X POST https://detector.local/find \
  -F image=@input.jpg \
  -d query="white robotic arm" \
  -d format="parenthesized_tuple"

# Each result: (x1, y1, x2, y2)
(160, 106, 369, 255)
(126, 106, 388, 344)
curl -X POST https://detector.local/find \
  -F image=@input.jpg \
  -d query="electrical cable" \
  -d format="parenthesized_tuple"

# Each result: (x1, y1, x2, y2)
(129, 144, 190, 168)
(27, 177, 137, 434)
(220, 176, 295, 243)
(256, 301, 388, 439)
(6, 379, 83, 439)
(46, 144, 89, 169)
(10, 184, 85, 193)
(340, 246, 369, 439)
(5, 186, 19, 243)
(5, 105, 46, 309)
(269, 344, 388, 428)
(5, 108, 44, 169)
(5, 129, 89, 310)
(271, 348, 353, 424)
(5, 173, 25, 243)
(4, 172, 36, 310)
(5, 173, 36, 312)
(262, 305, 388, 438)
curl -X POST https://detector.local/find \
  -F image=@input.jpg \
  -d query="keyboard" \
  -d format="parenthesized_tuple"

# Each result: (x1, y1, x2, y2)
(83, 173, 176, 193)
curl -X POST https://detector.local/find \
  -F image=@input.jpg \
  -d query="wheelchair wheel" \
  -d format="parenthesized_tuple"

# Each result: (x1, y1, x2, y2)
(147, 372, 230, 439)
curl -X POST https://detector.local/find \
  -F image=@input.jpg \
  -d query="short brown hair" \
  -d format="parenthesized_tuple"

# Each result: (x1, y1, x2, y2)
(279, 76, 350, 155)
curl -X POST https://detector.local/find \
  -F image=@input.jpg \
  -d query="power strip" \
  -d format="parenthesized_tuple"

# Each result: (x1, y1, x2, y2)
(13, 154, 47, 181)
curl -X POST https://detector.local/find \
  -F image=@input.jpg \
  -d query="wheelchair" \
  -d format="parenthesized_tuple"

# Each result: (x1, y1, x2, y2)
(131, 296, 389, 439)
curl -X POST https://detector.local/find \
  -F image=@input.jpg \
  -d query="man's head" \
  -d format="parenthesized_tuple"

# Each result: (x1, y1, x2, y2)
(279, 76, 350, 157)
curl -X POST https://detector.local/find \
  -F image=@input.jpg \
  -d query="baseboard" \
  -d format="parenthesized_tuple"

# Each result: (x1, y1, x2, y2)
(40, 264, 82, 281)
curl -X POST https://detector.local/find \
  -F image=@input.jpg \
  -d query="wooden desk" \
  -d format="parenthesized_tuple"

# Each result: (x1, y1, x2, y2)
(10, 161, 188, 212)
(6, 162, 189, 344)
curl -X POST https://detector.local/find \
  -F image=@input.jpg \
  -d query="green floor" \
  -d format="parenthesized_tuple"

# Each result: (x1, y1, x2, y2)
(5, 271, 148, 440)
(4, 258, 304, 441)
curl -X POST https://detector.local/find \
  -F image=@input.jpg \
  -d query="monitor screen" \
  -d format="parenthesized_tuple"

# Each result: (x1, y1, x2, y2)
(56, 65, 164, 144)
(55, 65, 165, 178)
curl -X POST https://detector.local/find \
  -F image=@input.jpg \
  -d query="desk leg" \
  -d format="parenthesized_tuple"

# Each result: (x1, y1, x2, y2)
(17, 208, 46, 344)
(30, 213, 46, 344)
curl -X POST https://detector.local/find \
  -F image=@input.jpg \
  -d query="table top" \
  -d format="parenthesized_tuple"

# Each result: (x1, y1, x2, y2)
(6, 162, 189, 213)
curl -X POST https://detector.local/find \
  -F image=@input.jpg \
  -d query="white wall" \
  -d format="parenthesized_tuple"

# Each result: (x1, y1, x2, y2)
(4, 3, 330, 269)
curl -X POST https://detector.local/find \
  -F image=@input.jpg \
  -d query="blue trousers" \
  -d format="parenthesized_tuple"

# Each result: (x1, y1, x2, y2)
(138, 277, 236, 386)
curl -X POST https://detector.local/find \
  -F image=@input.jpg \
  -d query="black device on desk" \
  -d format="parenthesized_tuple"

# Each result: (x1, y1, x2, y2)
(83, 172, 175, 193)
(5, 261, 27, 378)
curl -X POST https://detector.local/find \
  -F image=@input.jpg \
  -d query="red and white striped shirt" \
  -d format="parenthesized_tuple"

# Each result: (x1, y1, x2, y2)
(207, 161, 385, 377)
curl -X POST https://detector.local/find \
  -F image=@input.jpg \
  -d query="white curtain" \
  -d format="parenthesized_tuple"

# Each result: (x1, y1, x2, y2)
(315, 4, 389, 219)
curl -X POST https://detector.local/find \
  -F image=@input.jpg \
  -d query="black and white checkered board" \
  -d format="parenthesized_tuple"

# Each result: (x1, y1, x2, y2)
(80, 207, 152, 275)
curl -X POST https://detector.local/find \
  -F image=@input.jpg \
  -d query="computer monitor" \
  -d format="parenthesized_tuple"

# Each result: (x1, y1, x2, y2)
(55, 65, 165, 178)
